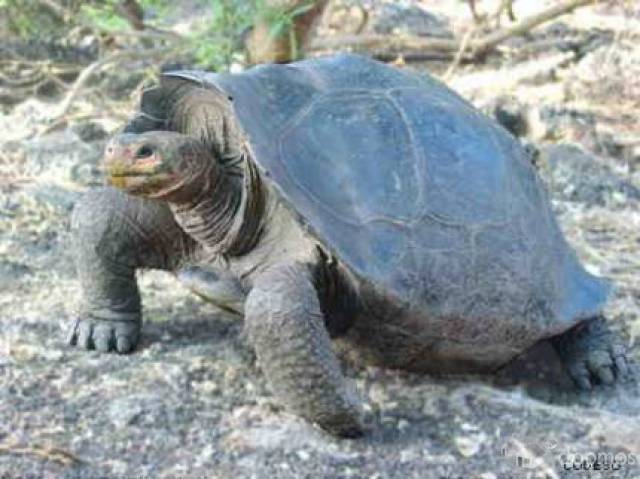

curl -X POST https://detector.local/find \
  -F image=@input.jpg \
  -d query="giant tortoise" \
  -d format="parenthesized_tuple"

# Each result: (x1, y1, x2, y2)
(68, 54, 629, 437)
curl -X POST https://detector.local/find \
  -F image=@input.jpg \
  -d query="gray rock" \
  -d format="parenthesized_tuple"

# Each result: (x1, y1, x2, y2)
(107, 397, 147, 428)
(107, 394, 179, 429)
(71, 121, 108, 143)
(372, 2, 453, 39)
(533, 105, 597, 142)
(482, 95, 529, 137)
(0, 261, 31, 289)
(6, 129, 103, 187)
(538, 144, 640, 206)
(568, 41, 640, 104)
(29, 183, 81, 212)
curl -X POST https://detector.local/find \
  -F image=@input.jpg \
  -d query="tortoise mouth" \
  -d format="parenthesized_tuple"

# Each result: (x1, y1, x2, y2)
(105, 156, 163, 176)
(108, 171, 153, 178)
(106, 168, 174, 193)
(104, 151, 170, 190)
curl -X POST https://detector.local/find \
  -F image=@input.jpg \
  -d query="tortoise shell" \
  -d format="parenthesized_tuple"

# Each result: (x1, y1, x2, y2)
(163, 54, 609, 340)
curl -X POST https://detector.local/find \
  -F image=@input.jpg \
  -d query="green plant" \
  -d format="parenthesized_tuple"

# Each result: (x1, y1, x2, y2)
(80, 0, 173, 32)
(0, 0, 320, 71)
(190, 0, 256, 70)
(0, 0, 67, 38)
(257, 0, 315, 60)
(80, 2, 130, 31)
(191, 0, 318, 69)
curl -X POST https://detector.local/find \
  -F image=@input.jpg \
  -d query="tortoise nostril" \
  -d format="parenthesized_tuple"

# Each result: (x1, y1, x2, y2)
(135, 145, 154, 159)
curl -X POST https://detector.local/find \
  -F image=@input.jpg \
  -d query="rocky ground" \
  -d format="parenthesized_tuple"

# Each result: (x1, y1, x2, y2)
(1, 1, 639, 478)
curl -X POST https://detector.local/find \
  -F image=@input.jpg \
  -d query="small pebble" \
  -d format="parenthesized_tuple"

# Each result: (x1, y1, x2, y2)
(455, 435, 483, 458)
(296, 450, 310, 461)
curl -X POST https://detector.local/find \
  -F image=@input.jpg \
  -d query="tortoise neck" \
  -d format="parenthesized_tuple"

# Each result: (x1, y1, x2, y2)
(169, 152, 266, 257)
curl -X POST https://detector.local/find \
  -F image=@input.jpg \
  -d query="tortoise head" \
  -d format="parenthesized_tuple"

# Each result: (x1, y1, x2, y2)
(104, 131, 213, 200)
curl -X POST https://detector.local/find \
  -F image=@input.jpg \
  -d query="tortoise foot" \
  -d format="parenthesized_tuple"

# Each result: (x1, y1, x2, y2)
(553, 317, 631, 390)
(67, 314, 140, 354)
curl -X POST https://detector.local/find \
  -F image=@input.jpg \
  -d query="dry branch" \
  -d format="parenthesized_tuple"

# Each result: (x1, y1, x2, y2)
(0, 440, 83, 467)
(35, 0, 69, 21)
(448, 51, 575, 96)
(443, 27, 478, 81)
(51, 47, 173, 121)
(310, 33, 456, 55)
(472, 0, 597, 54)
(310, 0, 598, 60)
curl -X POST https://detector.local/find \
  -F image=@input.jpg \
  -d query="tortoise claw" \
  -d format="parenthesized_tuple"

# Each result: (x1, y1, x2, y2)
(569, 364, 592, 391)
(66, 318, 80, 346)
(611, 343, 630, 378)
(116, 335, 135, 354)
(66, 316, 140, 354)
(553, 317, 632, 389)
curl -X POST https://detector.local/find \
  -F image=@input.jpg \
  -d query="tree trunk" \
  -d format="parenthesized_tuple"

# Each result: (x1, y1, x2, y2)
(246, 0, 328, 64)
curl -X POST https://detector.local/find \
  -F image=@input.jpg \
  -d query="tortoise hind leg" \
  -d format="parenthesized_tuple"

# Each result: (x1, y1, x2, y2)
(551, 316, 631, 389)
(244, 262, 364, 437)
(69, 187, 193, 353)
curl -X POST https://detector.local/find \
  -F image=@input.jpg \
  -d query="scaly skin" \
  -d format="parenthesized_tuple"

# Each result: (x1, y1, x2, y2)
(551, 316, 630, 389)
(74, 125, 366, 436)
(69, 187, 194, 353)
(245, 262, 365, 437)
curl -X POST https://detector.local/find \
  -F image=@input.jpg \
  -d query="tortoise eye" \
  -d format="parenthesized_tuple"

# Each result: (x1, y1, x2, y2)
(135, 145, 154, 159)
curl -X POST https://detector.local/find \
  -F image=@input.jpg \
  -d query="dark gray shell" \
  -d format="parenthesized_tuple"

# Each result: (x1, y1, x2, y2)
(166, 54, 609, 335)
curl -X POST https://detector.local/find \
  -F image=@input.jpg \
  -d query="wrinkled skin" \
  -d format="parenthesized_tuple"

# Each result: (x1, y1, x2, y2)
(69, 186, 194, 353)
(72, 130, 367, 436)
(69, 61, 631, 436)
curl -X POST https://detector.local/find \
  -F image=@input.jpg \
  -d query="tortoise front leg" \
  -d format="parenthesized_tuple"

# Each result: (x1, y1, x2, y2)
(244, 262, 364, 437)
(69, 187, 193, 353)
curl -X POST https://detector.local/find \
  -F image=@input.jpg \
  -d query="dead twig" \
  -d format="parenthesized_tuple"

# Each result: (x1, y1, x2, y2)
(448, 51, 575, 96)
(54, 55, 118, 120)
(310, 0, 598, 60)
(472, 0, 597, 55)
(0, 68, 46, 88)
(371, 52, 452, 62)
(35, 0, 69, 22)
(443, 27, 478, 81)
(468, 0, 484, 24)
(310, 33, 456, 56)
(105, 28, 184, 42)
(0, 440, 83, 467)
(51, 48, 172, 121)
(474, 0, 517, 28)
